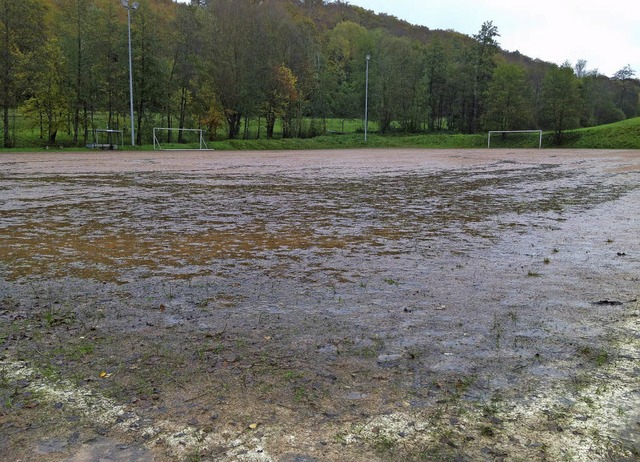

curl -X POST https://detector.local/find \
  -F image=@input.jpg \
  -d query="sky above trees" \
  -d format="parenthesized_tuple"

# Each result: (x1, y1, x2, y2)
(346, 0, 640, 78)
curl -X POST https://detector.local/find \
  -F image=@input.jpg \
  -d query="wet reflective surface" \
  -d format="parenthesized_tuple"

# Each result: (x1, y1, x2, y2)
(1, 149, 639, 460)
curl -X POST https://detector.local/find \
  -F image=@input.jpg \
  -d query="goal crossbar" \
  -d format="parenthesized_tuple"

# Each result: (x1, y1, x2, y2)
(153, 127, 211, 151)
(488, 130, 542, 149)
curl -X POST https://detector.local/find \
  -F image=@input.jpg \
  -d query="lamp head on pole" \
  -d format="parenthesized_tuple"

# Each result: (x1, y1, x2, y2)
(366, 54, 371, 61)
(121, 0, 139, 10)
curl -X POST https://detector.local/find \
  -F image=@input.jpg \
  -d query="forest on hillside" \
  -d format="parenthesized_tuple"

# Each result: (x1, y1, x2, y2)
(1, 0, 639, 147)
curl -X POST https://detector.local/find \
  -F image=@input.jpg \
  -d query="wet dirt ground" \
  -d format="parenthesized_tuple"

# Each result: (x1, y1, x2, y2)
(0, 148, 639, 461)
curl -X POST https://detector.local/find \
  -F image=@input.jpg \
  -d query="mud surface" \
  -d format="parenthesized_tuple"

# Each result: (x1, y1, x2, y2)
(1, 149, 639, 461)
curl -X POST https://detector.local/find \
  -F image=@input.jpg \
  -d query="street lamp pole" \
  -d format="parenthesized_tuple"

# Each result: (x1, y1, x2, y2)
(122, 0, 139, 146)
(364, 54, 370, 142)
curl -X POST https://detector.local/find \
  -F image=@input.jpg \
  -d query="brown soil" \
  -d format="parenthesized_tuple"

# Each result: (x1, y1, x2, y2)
(1, 148, 639, 461)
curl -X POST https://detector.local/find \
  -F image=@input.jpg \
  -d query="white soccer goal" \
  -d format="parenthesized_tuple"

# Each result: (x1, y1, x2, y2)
(487, 130, 543, 149)
(153, 128, 210, 150)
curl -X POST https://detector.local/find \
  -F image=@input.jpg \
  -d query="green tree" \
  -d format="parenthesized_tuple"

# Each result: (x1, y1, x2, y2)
(612, 65, 639, 118)
(468, 20, 500, 133)
(306, 51, 332, 135)
(582, 74, 625, 125)
(202, 0, 259, 139)
(423, 38, 451, 131)
(321, 21, 371, 132)
(263, 65, 298, 139)
(21, 39, 71, 144)
(0, 0, 48, 147)
(541, 63, 581, 143)
(164, 2, 206, 141)
(275, 5, 318, 138)
(371, 32, 424, 133)
(55, 0, 94, 145)
(574, 61, 625, 126)
(440, 35, 472, 133)
(131, 0, 169, 145)
(90, 0, 128, 131)
(483, 61, 534, 130)
(394, 38, 425, 132)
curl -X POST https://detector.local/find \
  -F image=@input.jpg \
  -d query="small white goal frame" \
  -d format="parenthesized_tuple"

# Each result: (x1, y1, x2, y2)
(488, 130, 542, 149)
(153, 128, 211, 150)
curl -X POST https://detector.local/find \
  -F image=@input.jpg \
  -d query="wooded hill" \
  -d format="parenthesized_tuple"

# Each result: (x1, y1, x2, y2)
(1, 0, 638, 147)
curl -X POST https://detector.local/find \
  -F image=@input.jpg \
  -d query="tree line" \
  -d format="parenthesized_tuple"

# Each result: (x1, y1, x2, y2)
(1, 0, 639, 148)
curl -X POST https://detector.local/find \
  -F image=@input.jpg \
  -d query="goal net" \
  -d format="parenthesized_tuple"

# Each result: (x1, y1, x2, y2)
(487, 130, 542, 149)
(153, 128, 210, 150)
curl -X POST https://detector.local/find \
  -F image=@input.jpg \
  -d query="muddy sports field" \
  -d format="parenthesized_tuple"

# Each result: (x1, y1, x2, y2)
(0, 149, 639, 461)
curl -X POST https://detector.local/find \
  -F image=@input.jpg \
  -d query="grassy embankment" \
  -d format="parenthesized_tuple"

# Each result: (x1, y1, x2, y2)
(159, 116, 640, 150)
(1, 117, 639, 151)
(555, 117, 640, 149)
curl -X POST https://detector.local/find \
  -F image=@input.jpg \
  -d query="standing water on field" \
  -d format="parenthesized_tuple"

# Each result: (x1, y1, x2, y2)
(1, 149, 639, 461)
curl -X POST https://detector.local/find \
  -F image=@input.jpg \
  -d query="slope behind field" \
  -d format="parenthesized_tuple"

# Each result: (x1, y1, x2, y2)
(559, 117, 640, 149)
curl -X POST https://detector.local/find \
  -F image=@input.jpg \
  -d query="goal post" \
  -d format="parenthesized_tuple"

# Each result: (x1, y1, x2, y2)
(488, 130, 543, 149)
(153, 128, 210, 150)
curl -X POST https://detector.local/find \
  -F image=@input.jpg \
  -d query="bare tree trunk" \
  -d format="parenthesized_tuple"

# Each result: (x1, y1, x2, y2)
(227, 112, 242, 139)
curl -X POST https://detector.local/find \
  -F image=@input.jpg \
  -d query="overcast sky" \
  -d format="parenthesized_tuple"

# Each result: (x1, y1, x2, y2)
(345, 0, 640, 78)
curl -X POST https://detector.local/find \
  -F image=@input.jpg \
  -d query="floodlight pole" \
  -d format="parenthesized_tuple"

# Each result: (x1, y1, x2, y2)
(123, 0, 138, 146)
(364, 54, 370, 142)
